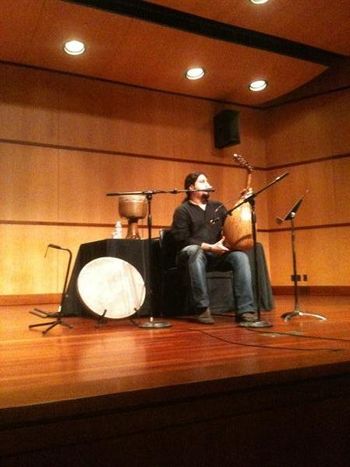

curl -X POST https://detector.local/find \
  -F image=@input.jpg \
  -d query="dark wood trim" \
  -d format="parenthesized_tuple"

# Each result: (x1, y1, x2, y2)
(0, 220, 167, 229)
(2, 139, 349, 173)
(266, 152, 350, 171)
(0, 293, 61, 306)
(0, 219, 114, 228)
(2, 219, 349, 232)
(273, 286, 350, 296)
(269, 222, 350, 232)
(0, 137, 266, 169)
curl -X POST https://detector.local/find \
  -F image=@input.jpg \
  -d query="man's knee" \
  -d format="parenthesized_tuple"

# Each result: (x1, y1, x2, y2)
(177, 244, 205, 266)
(227, 250, 250, 268)
(184, 245, 202, 256)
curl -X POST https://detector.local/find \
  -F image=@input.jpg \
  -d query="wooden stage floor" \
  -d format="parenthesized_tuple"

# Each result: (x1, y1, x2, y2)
(1, 295, 350, 465)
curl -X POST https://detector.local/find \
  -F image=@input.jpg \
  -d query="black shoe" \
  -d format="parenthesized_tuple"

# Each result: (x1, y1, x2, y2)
(236, 312, 258, 323)
(197, 308, 215, 324)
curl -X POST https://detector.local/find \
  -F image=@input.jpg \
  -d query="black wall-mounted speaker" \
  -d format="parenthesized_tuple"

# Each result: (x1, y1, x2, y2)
(213, 109, 240, 149)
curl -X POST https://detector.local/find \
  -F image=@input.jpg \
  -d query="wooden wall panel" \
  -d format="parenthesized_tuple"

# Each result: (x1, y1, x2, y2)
(0, 63, 269, 297)
(264, 88, 350, 287)
(57, 72, 266, 164)
(57, 149, 269, 228)
(6, 62, 349, 295)
(0, 225, 60, 295)
(266, 161, 340, 228)
(0, 143, 59, 221)
(0, 224, 113, 295)
(0, 64, 59, 144)
(269, 227, 350, 287)
(265, 89, 350, 166)
(57, 76, 177, 158)
(1, 63, 268, 164)
(334, 157, 350, 223)
(57, 150, 184, 226)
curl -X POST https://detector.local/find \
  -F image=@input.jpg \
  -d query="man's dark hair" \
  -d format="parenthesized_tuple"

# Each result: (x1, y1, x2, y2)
(184, 172, 206, 189)
(183, 172, 206, 201)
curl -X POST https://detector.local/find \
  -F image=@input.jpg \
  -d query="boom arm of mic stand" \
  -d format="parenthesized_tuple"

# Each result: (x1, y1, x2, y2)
(226, 172, 289, 216)
(106, 188, 215, 196)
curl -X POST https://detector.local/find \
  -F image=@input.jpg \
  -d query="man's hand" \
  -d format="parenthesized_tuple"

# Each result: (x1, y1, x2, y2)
(202, 238, 229, 255)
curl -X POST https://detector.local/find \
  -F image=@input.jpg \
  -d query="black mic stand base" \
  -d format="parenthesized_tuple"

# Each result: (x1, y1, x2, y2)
(281, 309, 327, 322)
(29, 246, 74, 335)
(138, 316, 172, 329)
(29, 306, 74, 335)
(30, 307, 60, 318)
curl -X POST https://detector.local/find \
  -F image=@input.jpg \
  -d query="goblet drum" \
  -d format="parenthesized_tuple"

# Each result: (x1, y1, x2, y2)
(118, 194, 147, 239)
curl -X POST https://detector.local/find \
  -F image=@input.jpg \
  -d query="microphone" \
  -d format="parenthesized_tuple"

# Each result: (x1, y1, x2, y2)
(187, 187, 215, 193)
(201, 187, 215, 192)
(214, 203, 224, 213)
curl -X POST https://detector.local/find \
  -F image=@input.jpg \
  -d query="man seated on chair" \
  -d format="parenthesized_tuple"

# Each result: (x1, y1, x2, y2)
(170, 172, 257, 325)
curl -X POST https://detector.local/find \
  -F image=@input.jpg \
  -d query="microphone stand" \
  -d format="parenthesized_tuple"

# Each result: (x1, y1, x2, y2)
(29, 245, 74, 335)
(137, 190, 172, 328)
(226, 172, 289, 328)
(277, 195, 326, 322)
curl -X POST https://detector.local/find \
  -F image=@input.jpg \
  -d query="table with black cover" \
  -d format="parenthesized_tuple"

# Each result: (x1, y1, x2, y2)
(61, 238, 159, 317)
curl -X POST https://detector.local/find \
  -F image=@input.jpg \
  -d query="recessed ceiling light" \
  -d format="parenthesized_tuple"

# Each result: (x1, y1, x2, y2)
(185, 67, 205, 80)
(249, 80, 268, 92)
(63, 40, 86, 56)
(250, 0, 270, 4)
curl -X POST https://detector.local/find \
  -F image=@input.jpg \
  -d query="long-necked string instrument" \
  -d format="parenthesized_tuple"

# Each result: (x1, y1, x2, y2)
(223, 154, 254, 251)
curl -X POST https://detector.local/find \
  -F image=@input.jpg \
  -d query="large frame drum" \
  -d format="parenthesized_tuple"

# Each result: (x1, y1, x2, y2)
(77, 257, 145, 319)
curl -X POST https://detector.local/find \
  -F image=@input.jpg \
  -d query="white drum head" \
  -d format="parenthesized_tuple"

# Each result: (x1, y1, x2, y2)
(77, 257, 145, 319)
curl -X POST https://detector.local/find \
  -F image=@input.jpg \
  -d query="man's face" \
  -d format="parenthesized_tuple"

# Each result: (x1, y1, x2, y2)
(191, 174, 212, 198)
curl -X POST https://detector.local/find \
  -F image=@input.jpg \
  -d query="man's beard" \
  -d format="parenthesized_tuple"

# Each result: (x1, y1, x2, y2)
(201, 191, 210, 202)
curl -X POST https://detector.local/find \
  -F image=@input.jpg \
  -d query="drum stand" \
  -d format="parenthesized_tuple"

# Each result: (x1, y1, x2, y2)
(29, 245, 74, 335)
(107, 189, 173, 328)
(227, 172, 290, 328)
(277, 195, 326, 322)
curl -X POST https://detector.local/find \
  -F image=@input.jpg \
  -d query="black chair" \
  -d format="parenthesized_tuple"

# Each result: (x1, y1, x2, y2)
(157, 229, 274, 317)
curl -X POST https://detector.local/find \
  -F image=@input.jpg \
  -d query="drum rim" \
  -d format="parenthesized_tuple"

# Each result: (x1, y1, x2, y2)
(77, 256, 146, 319)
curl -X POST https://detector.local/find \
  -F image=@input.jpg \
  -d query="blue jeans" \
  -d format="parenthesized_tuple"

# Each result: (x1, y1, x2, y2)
(176, 245, 255, 314)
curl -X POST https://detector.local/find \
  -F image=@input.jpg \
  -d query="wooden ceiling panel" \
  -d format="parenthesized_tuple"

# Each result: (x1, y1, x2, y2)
(0, 0, 348, 106)
(0, 0, 46, 62)
(113, 23, 325, 105)
(22, 1, 134, 76)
